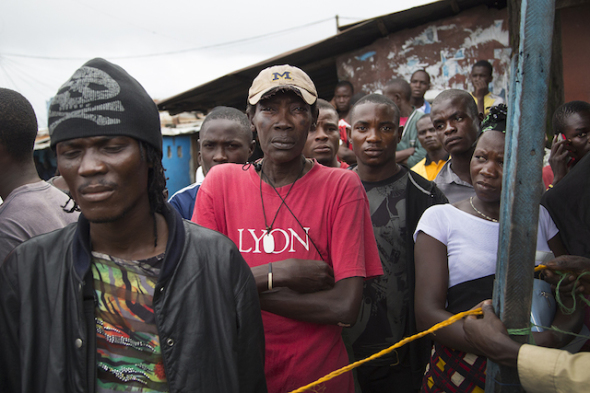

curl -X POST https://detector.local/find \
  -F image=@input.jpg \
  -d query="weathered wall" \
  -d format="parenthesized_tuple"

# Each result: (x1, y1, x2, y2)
(561, 3, 590, 103)
(336, 5, 510, 100)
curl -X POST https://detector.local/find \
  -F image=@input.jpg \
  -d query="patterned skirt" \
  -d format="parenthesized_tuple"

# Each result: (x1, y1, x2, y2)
(421, 343, 486, 393)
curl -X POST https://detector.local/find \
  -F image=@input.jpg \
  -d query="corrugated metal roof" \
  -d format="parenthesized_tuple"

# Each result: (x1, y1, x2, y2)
(34, 123, 203, 150)
(158, 0, 506, 115)
(161, 122, 202, 136)
(34, 128, 50, 151)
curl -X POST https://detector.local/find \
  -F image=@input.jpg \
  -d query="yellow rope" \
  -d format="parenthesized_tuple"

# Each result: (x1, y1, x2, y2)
(288, 308, 484, 393)
(535, 264, 547, 272)
(288, 265, 551, 392)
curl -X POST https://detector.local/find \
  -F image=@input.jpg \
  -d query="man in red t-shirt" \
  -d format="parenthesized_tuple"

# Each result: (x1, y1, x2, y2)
(196, 65, 382, 393)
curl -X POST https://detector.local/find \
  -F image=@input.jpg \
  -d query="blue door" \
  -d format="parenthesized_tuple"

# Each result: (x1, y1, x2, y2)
(162, 135, 193, 196)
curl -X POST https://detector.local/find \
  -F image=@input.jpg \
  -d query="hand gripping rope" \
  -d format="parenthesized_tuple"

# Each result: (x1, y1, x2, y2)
(289, 264, 590, 393)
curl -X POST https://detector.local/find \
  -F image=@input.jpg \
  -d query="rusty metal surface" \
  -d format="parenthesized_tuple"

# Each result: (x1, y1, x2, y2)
(336, 5, 511, 97)
(157, 0, 507, 115)
(560, 3, 590, 102)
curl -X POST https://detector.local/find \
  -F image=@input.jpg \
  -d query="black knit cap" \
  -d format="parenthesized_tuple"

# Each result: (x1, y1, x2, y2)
(48, 58, 162, 152)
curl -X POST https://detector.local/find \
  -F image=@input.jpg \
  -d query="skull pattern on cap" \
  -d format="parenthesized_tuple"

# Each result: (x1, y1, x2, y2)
(48, 58, 162, 152)
(49, 66, 124, 132)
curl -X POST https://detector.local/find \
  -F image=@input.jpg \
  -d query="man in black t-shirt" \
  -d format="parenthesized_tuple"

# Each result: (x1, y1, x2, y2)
(347, 94, 447, 393)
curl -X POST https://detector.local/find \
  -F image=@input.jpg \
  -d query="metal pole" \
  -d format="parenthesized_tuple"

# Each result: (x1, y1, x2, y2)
(487, 0, 555, 392)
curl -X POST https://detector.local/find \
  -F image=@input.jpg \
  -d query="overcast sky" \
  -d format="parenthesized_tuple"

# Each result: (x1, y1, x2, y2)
(1, 0, 435, 126)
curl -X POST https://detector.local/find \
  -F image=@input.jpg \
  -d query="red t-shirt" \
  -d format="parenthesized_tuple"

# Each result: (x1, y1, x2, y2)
(195, 162, 382, 393)
(339, 118, 352, 149)
(542, 165, 554, 189)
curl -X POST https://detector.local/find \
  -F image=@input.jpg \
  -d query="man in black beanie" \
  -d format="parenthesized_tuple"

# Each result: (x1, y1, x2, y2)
(0, 58, 267, 393)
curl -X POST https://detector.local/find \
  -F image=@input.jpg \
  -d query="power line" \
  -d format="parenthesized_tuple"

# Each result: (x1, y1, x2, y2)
(2, 62, 49, 98)
(67, 0, 195, 47)
(1, 56, 61, 91)
(0, 61, 18, 90)
(2, 17, 334, 61)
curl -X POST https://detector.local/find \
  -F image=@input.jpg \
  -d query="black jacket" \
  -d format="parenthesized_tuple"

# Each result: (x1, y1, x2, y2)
(0, 204, 267, 393)
(405, 170, 448, 389)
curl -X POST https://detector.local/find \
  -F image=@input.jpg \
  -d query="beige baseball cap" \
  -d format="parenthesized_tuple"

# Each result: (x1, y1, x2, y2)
(248, 64, 318, 106)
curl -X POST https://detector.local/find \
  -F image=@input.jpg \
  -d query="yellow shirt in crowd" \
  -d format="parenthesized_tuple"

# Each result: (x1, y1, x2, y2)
(411, 154, 449, 181)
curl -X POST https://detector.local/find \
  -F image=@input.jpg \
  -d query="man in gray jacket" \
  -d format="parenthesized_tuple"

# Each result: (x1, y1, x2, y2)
(0, 58, 266, 393)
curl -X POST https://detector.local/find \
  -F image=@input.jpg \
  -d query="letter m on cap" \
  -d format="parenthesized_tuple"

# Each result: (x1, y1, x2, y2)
(272, 72, 292, 81)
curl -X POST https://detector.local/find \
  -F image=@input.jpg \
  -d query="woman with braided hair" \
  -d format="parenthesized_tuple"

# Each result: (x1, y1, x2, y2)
(413, 105, 582, 392)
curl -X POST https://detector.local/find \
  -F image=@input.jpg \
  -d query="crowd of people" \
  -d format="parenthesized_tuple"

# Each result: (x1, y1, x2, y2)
(0, 56, 589, 393)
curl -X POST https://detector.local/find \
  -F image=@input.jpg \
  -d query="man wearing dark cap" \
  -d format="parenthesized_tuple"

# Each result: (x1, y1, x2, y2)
(196, 64, 382, 393)
(0, 58, 266, 393)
